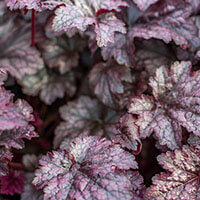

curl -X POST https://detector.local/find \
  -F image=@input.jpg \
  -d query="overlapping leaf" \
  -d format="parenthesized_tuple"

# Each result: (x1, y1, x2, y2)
(39, 35, 85, 74)
(101, 33, 135, 67)
(113, 114, 142, 154)
(145, 145, 200, 199)
(54, 96, 121, 148)
(6, 0, 63, 11)
(89, 62, 133, 110)
(33, 136, 140, 200)
(129, 61, 200, 150)
(130, 0, 200, 54)
(0, 23, 44, 79)
(52, 0, 128, 46)
(20, 68, 76, 105)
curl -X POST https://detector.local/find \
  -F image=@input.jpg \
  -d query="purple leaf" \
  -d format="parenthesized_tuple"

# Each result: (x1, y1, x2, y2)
(101, 33, 135, 67)
(0, 24, 44, 79)
(89, 62, 133, 110)
(0, 148, 12, 176)
(0, 87, 34, 130)
(39, 35, 85, 74)
(52, 0, 128, 46)
(54, 96, 121, 148)
(113, 114, 142, 154)
(132, 0, 159, 11)
(33, 136, 138, 200)
(129, 61, 200, 149)
(0, 169, 26, 195)
(145, 145, 200, 199)
(20, 68, 76, 105)
(21, 173, 43, 200)
(130, 1, 200, 52)
(6, 0, 63, 11)
(0, 125, 38, 149)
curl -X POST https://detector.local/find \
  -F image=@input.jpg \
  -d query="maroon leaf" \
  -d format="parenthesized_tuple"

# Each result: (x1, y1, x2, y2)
(129, 61, 200, 149)
(145, 145, 200, 199)
(54, 96, 121, 148)
(89, 62, 133, 110)
(52, 0, 128, 46)
(33, 136, 138, 200)
(0, 169, 25, 195)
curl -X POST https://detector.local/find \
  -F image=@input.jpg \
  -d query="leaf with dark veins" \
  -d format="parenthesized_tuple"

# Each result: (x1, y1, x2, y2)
(52, 0, 128, 46)
(113, 114, 142, 155)
(0, 24, 44, 79)
(0, 125, 38, 149)
(54, 96, 121, 148)
(145, 145, 200, 200)
(101, 33, 135, 67)
(129, 61, 200, 150)
(0, 148, 12, 176)
(89, 62, 133, 110)
(33, 136, 138, 200)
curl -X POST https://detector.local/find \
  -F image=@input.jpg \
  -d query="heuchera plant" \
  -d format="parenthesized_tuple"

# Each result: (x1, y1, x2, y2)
(1, 0, 200, 199)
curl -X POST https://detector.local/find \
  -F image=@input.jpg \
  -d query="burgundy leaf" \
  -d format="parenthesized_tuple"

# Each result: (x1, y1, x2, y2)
(33, 136, 138, 200)
(89, 62, 133, 110)
(0, 169, 26, 195)
(52, 0, 128, 46)
(129, 61, 200, 149)
(145, 145, 200, 199)
(54, 96, 121, 148)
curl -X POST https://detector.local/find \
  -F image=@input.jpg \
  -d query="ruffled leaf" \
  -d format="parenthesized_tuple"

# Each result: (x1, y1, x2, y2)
(52, 0, 128, 46)
(129, 61, 200, 149)
(33, 136, 138, 200)
(89, 62, 133, 109)
(145, 145, 200, 199)
(54, 96, 121, 148)
(132, 0, 159, 11)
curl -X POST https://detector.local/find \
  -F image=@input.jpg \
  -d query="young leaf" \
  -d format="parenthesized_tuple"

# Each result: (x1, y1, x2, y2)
(89, 62, 133, 110)
(52, 0, 128, 46)
(33, 136, 138, 200)
(129, 61, 200, 149)
(54, 96, 121, 148)
(145, 145, 200, 199)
